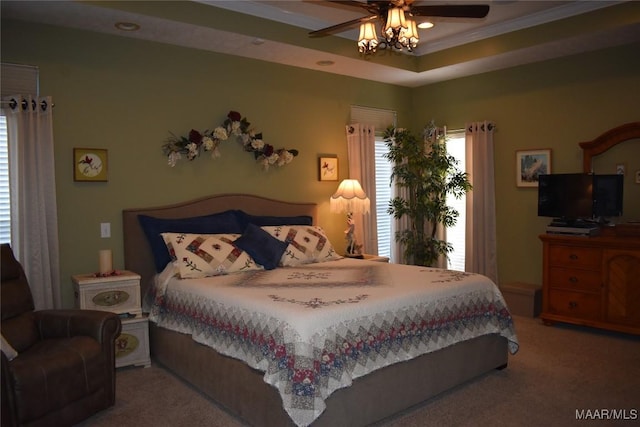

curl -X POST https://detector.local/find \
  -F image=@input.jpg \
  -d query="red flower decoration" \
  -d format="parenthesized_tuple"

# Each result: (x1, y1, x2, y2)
(227, 111, 242, 122)
(188, 129, 203, 145)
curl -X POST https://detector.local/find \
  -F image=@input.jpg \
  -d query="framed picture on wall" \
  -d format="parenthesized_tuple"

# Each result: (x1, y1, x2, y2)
(73, 148, 108, 182)
(319, 157, 338, 181)
(516, 148, 551, 188)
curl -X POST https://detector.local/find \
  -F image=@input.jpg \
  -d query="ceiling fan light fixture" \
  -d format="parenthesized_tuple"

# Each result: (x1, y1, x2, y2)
(358, 22, 379, 54)
(309, 1, 490, 57)
(384, 7, 407, 39)
(399, 19, 419, 49)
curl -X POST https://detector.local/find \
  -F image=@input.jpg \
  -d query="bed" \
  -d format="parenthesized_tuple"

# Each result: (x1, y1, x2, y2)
(123, 193, 518, 427)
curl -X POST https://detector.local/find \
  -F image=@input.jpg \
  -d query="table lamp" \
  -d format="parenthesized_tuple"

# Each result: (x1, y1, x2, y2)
(330, 179, 370, 256)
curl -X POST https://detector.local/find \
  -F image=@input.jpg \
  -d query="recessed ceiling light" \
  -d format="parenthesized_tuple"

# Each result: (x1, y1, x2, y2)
(316, 60, 335, 67)
(115, 22, 140, 32)
(418, 22, 434, 29)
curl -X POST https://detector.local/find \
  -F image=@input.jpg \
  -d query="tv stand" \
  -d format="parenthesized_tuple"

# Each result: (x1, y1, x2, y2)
(539, 232, 640, 335)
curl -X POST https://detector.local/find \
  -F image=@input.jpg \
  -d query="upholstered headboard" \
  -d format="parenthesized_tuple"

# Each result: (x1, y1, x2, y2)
(122, 193, 318, 300)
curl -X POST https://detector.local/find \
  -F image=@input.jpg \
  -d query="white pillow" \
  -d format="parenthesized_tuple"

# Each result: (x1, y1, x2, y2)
(161, 233, 262, 279)
(1, 334, 18, 361)
(261, 225, 341, 266)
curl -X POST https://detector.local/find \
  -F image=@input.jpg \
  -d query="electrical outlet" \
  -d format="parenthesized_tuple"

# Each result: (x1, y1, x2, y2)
(100, 222, 111, 238)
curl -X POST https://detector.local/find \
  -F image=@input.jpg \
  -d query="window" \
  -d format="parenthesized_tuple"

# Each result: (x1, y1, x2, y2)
(446, 133, 466, 270)
(349, 105, 397, 259)
(1, 63, 40, 245)
(0, 115, 9, 243)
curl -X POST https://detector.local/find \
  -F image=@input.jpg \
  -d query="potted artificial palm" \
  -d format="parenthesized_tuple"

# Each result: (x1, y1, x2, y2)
(384, 122, 472, 267)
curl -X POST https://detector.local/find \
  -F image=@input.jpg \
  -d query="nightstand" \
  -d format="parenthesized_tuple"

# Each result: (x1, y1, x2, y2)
(72, 270, 150, 368)
(361, 254, 390, 263)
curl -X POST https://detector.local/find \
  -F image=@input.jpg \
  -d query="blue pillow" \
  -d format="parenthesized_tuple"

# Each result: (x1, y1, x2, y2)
(238, 211, 313, 227)
(233, 224, 288, 270)
(138, 210, 244, 272)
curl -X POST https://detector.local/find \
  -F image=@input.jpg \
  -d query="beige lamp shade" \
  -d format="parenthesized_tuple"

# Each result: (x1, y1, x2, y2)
(330, 179, 370, 214)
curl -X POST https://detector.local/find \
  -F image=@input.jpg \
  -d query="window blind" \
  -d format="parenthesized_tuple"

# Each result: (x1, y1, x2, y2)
(1, 63, 39, 97)
(349, 105, 396, 135)
(374, 138, 393, 258)
(0, 116, 10, 243)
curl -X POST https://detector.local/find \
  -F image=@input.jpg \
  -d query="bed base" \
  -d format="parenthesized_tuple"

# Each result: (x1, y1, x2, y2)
(150, 324, 508, 427)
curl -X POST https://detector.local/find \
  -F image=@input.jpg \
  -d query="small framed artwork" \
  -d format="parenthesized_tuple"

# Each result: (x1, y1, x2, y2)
(73, 148, 108, 182)
(516, 148, 551, 188)
(319, 157, 338, 181)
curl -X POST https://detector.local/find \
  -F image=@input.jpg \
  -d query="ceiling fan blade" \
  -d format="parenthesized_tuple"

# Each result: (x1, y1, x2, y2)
(309, 15, 379, 37)
(411, 4, 490, 19)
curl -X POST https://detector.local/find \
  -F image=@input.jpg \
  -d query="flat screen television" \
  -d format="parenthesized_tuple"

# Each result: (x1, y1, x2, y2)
(537, 173, 593, 220)
(537, 173, 624, 222)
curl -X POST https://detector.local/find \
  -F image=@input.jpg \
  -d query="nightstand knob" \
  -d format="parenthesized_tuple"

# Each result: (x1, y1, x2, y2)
(568, 301, 578, 309)
(569, 254, 578, 260)
(569, 276, 578, 283)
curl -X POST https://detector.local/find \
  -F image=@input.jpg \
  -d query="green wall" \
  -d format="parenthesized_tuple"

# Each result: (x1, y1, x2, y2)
(2, 18, 639, 307)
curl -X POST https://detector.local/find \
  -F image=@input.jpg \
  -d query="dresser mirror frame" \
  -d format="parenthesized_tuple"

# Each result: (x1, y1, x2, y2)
(579, 122, 640, 173)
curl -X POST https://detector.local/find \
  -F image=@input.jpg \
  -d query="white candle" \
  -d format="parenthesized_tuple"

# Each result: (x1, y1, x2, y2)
(99, 249, 113, 274)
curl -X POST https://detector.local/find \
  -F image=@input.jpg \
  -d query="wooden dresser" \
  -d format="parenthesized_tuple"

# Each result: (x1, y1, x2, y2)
(539, 230, 640, 335)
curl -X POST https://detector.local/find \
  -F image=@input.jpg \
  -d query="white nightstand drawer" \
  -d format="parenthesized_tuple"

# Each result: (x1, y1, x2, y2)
(72, 271, 142, 316)
(116, 316, 151, 368)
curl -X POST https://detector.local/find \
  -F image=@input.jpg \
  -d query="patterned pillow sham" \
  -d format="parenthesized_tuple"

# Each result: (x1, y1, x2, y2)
(161, 232, 262, 279)
(139, 210, 245, 273)
(261, 225, 341, 266)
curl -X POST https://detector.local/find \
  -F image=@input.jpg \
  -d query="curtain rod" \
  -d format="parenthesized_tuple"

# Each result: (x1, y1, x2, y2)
(0, 98, 54, 111)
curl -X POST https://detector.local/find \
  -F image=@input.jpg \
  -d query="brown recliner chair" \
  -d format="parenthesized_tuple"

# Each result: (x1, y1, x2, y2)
(1, 243, 122, 427)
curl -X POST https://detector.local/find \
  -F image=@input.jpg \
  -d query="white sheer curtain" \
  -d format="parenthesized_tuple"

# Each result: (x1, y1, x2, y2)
(391, 184, 410, 264)
(465, 121, 497, 282)
(345, 123, 378, 255)
(3, 95, 61, 309)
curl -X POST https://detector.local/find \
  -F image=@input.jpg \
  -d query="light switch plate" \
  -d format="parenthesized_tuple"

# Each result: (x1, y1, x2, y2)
(100, 222, 111, 238)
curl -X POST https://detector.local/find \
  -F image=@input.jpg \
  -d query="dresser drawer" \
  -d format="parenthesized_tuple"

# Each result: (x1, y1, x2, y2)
(549, 245, 601, 270)
(547, 289, 601, 320)
(548, 267, 601, 292)
(72, 271, 142, 316)
(116, 316, 151, 368)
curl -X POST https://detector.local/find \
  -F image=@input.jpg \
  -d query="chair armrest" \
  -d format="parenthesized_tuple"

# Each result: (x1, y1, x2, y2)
(34, 310, 122, 345)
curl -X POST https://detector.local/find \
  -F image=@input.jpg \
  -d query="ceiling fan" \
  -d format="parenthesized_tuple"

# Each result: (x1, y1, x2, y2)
(309, 0, 490, 53)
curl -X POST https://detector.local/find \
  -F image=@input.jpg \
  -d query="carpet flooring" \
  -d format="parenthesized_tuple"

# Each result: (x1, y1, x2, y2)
(78, 316, 640, 427)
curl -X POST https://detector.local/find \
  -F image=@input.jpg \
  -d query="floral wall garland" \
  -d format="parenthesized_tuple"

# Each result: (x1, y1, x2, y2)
(162, 111, 299, 170)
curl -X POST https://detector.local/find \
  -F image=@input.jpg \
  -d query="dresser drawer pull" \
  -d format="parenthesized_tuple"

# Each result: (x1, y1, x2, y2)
(569, 254, 578, 260)
(569, 276, 578, 283)
(568, 301, 578, 309)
